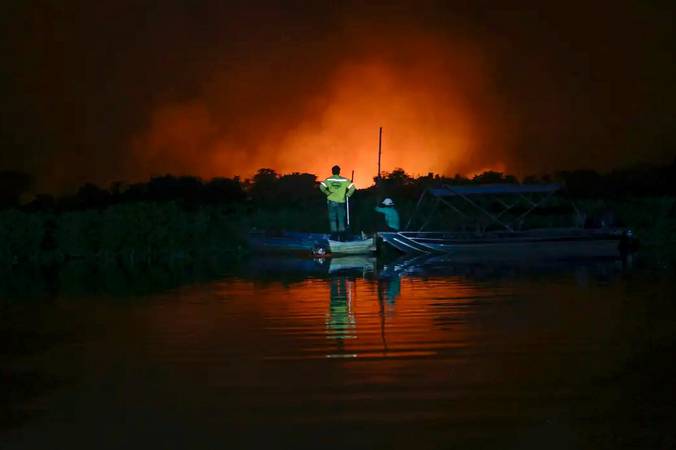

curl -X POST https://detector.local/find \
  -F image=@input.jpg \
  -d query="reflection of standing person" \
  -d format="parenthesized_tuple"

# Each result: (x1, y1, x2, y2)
(375, 273, 400, 355)
(326, 277, 356, 348)
(319, 165, 355, 236)
(377, 275, 401, 306)
(374, 198, 400, 231)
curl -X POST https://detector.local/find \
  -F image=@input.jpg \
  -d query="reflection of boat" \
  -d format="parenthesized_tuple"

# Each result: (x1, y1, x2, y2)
(241, 255, 328, 279)
(248, 231, 375, 255)
(240, 255, 375, 279)
(328, 256, 375, 274)
(380, 253, 629, 281)
(378, 183, 636, 258)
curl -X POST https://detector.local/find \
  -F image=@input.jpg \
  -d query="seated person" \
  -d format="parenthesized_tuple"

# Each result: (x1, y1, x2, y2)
(374, 198, 400, 231)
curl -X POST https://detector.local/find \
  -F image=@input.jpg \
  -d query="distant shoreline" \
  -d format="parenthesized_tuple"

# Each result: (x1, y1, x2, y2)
(2, 165, 675, 268)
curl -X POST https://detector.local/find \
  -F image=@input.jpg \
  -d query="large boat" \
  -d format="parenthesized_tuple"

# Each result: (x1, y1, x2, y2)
(378, 183, 636, 259)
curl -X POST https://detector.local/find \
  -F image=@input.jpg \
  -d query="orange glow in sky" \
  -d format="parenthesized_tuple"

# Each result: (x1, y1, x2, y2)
(130, 32, 510, 187)
(258, 61, 479, 187)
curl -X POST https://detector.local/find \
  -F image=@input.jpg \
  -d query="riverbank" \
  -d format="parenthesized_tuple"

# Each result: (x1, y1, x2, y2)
(2, 164, 676, 267)
(1, 195, 675, 268)
(0, 202, 248, 267)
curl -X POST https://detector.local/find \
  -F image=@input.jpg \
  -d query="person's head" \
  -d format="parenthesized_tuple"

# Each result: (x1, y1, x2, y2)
(382, 198, 394, 206)
(332, 165, 340, 175)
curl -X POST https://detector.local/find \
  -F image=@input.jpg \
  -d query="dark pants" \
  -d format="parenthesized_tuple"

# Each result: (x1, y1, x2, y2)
(327, 200, 346, 232)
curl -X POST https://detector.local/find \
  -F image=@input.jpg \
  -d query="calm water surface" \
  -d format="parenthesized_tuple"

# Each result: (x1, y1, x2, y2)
(2, 256, 675, 449)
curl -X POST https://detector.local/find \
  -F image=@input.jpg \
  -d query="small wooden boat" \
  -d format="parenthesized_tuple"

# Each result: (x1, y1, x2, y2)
(328, 237, 375, 255)
(248, 231, 375, 256)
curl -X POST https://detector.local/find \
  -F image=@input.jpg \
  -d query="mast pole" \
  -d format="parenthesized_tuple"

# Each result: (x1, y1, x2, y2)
(377, 127, 383, 182)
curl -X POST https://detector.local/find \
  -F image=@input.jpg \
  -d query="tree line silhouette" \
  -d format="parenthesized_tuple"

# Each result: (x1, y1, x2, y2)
(1, 160, 676, 266)
(3, 159, 676, 212)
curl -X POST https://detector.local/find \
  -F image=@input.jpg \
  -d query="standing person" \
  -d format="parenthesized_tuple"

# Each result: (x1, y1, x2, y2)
(374, 198, 400, 231)
(319, 165, 356, 238)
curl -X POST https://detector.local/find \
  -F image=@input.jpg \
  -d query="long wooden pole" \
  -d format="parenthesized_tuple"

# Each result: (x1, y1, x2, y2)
(377, 127, 383, 182)
(346, 169, 354, 227)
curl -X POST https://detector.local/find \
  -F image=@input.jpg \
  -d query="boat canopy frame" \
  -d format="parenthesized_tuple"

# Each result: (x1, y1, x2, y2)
(405, 183, 563, 232)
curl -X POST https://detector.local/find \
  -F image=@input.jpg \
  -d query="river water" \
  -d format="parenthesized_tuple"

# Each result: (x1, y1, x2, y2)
(2, 255, 675, 449)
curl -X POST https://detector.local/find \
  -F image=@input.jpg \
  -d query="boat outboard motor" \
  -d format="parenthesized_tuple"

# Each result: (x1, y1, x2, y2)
(312, 242, 330, 257)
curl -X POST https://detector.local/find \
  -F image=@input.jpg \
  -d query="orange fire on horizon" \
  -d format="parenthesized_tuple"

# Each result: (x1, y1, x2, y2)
(130, 32, 511, 188)
(255, 60, 481, 187)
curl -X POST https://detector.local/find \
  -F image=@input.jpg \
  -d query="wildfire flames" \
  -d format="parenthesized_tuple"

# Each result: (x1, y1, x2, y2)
(130, 31, 510, 187)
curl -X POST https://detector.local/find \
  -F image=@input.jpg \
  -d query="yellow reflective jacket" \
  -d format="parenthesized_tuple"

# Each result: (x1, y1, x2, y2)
(319, 175, 355, 203)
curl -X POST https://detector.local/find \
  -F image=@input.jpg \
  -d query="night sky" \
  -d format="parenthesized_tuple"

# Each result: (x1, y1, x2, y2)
(1, 0, 675, 192)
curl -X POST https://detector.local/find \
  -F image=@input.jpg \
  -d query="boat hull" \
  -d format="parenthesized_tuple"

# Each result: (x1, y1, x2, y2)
(328, 237, 376, 255)
(248, 231, 375, 255)
(378, 229, 630, 260)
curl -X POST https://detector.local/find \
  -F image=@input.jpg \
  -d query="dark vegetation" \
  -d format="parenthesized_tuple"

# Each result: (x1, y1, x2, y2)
(1, 160, 676, 267)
